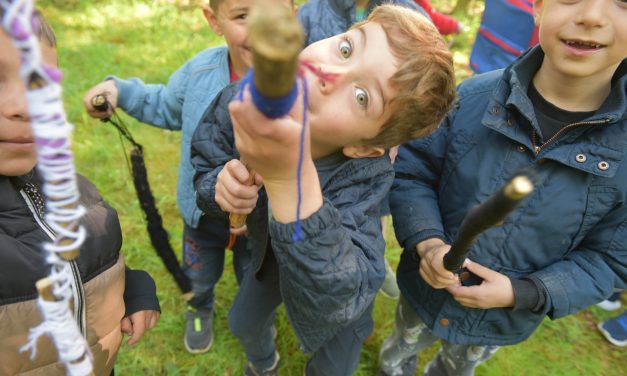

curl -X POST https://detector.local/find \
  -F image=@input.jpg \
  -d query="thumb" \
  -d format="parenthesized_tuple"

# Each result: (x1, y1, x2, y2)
(463, 259, 494, 280)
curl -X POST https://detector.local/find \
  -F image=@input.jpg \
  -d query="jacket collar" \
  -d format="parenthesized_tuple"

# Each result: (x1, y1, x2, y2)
(484, 47, 627, 177)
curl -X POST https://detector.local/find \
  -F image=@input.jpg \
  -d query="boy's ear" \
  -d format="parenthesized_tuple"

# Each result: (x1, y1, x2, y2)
(533, 0, 543, 25)
(203, 4, 223, 36)
(342, 145, 386, 159)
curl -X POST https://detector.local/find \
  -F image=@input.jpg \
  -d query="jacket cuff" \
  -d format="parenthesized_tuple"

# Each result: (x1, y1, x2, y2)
(511, 276, 547, 313)
(104, 75, 138, 112)
(123, 268, 161, 316)
(269, 198, 339, 244)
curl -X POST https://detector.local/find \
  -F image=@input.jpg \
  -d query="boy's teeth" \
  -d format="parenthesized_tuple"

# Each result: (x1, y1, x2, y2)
(565, 40, 602, 49)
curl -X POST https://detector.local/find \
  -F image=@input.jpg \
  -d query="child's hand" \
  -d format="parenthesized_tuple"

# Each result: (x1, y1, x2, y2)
(120, 309, 160, 346)
(228, 85, 308, 183)
(83, 80, 118, 119)
(416, 239, 458, 289)
(446, 259, 515, 309)
(215, 159, 263, 215)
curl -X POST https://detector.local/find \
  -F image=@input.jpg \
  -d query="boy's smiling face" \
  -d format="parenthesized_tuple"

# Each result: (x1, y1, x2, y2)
(204, 0, 293, 78)
(0, 32, 57, 176)
(300, 21, 400, 159)
(534, 0, 627, 81)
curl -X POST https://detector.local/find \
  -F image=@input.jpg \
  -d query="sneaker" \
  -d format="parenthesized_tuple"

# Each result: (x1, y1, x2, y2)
(184, 307, 213, 354)
(380, 259, 400, 300)
(597, 312, 627, 347)
(596, 292, 622, 311)
(377, 354, 417, 376)
(244, 351, 280, 376)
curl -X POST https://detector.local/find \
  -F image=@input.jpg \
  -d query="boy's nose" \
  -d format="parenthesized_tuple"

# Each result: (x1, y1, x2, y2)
(575, 0, 609, 28)
(316, 65, 347, 95)
(1, 83, 29, 122)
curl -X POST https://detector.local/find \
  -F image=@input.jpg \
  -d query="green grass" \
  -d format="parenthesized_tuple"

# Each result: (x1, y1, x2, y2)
(36, 0, 626, 374)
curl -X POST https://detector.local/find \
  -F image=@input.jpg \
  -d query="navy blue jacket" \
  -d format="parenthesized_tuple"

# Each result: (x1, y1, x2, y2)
(298, 0, 429, 46)
(392, 47, 627, 345)
(191, 84, 393, 352)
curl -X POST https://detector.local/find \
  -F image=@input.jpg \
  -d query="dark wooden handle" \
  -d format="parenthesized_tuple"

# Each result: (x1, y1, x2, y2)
(443, 175, 534, 271)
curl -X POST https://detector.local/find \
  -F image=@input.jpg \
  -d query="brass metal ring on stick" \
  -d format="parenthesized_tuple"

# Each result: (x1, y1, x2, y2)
(229, 1, 304, 230)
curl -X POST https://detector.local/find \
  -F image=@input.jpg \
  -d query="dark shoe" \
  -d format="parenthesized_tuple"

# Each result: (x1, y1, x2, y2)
(184, 307, 213, 354)
(597, 312, 627, 347)
(244, 351, 280, 376)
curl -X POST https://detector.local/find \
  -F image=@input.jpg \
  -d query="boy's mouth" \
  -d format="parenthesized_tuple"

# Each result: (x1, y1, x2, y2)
(562, 39, 604, 50)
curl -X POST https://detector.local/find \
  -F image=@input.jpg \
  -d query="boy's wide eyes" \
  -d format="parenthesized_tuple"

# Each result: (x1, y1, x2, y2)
(355, 87, 369, 108)
(339, 39, 352, 59)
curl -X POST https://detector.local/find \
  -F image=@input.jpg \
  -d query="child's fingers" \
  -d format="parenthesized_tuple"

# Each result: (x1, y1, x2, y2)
(126, 314, 147, 346)
(149, 312, 160, 329)
(225, 160, 256, 186)
(120, 317, 132, 336)
(463, 259, 494, 280)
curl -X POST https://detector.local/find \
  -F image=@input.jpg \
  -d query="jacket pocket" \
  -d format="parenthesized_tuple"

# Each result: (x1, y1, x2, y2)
(569, 184, 619, 250)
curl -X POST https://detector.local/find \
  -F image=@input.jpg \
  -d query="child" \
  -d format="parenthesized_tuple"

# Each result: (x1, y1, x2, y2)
(0, 11, 160, 375)
(378, 0, 627, 374)
(192, 5, 456, 374)
(298, 0, 433, 302)
(297, 0, 430, 46)
(83, 0, 292, 354)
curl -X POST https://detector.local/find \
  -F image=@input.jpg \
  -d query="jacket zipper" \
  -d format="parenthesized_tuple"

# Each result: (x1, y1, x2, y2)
(531, 118, 610, 155)
(20, 189, 87, 338)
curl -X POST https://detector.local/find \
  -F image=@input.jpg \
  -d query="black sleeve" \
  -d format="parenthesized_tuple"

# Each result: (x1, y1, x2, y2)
(510, 276, 547, 313)
(191, 83, 240, 218)
(123, 267, 160, 316)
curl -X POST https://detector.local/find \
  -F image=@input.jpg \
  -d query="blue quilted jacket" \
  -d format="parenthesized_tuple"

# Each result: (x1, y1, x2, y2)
(298, 0, 429, 46)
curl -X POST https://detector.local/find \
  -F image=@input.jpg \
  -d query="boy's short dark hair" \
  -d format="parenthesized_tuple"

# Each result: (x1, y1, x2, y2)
(209, 0, 224, 13)
(210, 0, 294, 13)
(0, 9, 56, 47)
(356, 5, 456, 149)
(33, 10, 56, 48)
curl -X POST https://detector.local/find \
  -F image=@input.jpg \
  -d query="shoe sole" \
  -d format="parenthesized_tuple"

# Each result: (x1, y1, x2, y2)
(184, 335, 214, 354)
(597, 322, 627, 347)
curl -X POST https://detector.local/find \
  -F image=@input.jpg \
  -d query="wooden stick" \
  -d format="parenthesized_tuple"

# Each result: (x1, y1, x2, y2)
(229, 1, 303, 229)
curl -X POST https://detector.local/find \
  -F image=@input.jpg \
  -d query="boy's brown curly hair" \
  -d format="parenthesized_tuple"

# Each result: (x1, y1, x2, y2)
(354, 5, 456, 148)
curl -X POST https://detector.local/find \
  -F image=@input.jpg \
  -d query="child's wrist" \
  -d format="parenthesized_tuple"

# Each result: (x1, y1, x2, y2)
(264, 161, 322, 223)
(416, 238, 446, 258)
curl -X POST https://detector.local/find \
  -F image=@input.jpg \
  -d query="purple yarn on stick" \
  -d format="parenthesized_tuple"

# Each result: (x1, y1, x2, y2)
(10, 18, 29, 40)
(43, 65, 63, 83)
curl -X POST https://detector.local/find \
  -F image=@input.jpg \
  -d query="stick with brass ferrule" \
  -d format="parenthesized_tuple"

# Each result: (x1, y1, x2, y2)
(229, 1, 304, 229)
(442, 174, 534, 286)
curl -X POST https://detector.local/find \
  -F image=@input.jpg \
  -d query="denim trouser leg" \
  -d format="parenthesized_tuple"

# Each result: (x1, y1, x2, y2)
(305, 303, 375, 376)
(228, 250, 282, 371)
(379, 295, 439, 376)
(182, 217, 250, 311)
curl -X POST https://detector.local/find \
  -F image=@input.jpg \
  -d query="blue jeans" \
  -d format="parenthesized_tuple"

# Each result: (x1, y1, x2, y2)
(182, 216, 249, 311)
(379, 296, 499, 376)
(228, 249, 373, 375)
